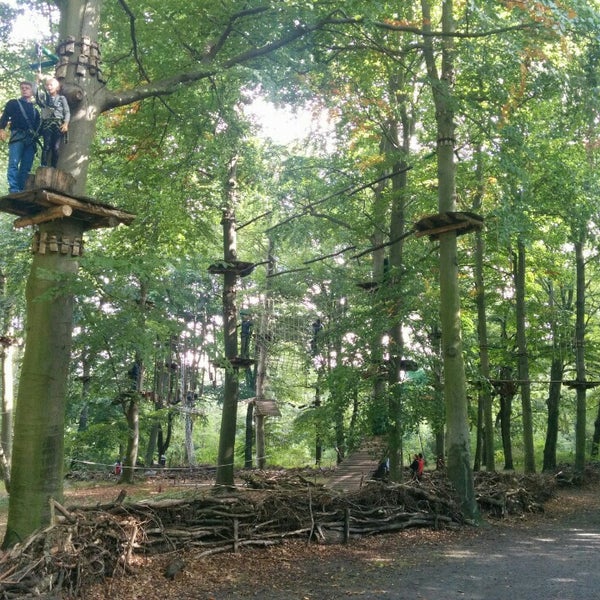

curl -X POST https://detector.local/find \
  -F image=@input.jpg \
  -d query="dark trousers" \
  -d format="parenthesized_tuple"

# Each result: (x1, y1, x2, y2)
(41, 123, 63, 168)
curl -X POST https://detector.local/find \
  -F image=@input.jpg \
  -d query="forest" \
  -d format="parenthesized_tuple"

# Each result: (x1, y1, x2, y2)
(0, 0, 598, 549)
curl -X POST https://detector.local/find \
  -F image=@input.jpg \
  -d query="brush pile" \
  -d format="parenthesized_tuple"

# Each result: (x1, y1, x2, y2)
(0, 468, 559, 599)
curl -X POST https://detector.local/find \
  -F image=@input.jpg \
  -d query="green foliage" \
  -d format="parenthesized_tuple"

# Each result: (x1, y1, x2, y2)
(2, 0, 600, 483)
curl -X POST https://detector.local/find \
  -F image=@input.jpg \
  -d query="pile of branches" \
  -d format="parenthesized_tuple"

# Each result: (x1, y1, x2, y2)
(474, 471, 556, 517)
(0, 470, 555, 599)
(65, 464, 217, 484)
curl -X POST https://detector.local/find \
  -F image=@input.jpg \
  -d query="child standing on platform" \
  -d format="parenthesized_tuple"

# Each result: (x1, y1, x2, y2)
(36, 74, 70, 168)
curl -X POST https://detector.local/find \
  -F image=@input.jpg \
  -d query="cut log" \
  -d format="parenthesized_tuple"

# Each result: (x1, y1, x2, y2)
(13, 205, 73, 228)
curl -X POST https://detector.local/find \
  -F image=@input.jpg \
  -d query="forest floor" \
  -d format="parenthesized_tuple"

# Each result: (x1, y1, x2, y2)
(1, 469, 599, 600)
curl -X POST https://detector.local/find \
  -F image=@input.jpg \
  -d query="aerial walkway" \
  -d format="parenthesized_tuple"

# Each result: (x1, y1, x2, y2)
(326, 437, 387, 493)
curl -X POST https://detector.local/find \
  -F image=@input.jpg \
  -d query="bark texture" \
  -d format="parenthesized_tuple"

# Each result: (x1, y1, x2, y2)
(3, 220, 83, 547)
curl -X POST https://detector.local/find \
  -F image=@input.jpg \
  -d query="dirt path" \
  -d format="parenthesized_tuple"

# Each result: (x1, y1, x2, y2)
(84, 481, 600, 600)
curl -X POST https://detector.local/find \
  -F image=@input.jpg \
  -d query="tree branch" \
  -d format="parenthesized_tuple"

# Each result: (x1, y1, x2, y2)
(351, 230, 415, 260)
(303, 246, 356, 265)
(371, 20, 540, 38)
(208, 7, 271, 61)
(117, 0, 151, 82)
(237, 211, 273, 231)
(307, 210, 354, 231)
(102, 68, 218, 111)
(101, 12, 353, 112)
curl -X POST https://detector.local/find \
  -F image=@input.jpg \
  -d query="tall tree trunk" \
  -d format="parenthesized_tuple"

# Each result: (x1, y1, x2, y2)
(77, 356, 91, 432)
(120, 351, 143, 484)
(591, 406, 600, 457)
(215, 157, 240, 489)
(369, 178, 390, 468)
(429, 324, 445, 466)
(184, 322, 204, 467)
(472, 148, 494, 472)
(185, 404, 197, 467)
(333, 328, 346, 463)
(3, 219, 83, 547)
(573, 239, 587, 478)
(474, 398, 484, 471)
(244, 401, 254, 469)
(3, 0, 116, 547)
(157, 412, 173, 463)
(421, 0, 478, 520)
(542, 281, 565, 472)
(497, 366, 516, 470)
(315, 379, 323, 466)
(385, 68, 413, 482)
(184, 376, 200, 468)
(145, 423, 159, 468)
(514, 241, 535, 473)
(543, 357, 564, 471)
(499, 393, 514, 470)
(121, 396, 140, 482)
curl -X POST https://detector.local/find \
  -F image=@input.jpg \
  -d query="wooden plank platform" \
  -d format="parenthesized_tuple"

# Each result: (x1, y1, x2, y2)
(414, 211, 483, 240)
(327, 438, 387, 493)
(254, 399, 281, 417)
(0, 188, 135, 230)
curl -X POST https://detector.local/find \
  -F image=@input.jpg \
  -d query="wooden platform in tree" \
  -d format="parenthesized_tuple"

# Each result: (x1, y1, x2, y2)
(326, 437, 387, 493)
(356, 281, 379, 292)
(211, 356, 256, 369)
(414, 211, 483, 240)
(208, 260, 255, 277)
(253, 398, 281, 417)
(563, 380, 600, 390)
(229, 357, 256, 368)
(0, 188, 135, 230)
(364, 358, 419, 378)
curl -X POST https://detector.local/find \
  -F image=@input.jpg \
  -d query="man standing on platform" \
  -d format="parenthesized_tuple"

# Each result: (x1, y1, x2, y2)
(0, 81, 41, 193)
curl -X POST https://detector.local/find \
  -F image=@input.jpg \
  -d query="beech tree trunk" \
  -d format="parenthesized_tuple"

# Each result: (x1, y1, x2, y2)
(421, 0, 478, 521)
(573, 240, 587, 478)
(497, 366, 516, 471)
(2, 0, 107, 547)
(542, 281, 566, 472)
(3, 219, 83, 547)
(473, 149, 494, 472)
(543, 357, 564, 471)
(591, 406, 600, 458)
(384, 70, 413, 482)
(215, 158, 240, 489)
(514, 241, 536, 473)
(121, 396, 140, 483)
